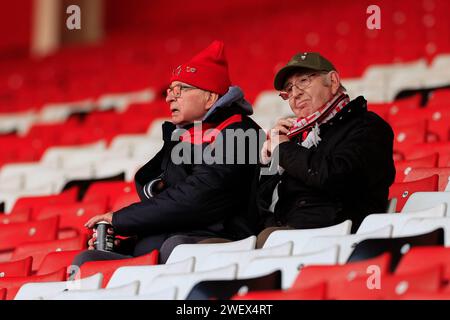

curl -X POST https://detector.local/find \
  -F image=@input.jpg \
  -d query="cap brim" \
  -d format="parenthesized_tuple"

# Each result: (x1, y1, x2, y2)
(273, 66, 319, 91)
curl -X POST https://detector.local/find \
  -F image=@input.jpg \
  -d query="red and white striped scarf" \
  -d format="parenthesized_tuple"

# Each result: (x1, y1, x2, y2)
(287, 92, 350, 140)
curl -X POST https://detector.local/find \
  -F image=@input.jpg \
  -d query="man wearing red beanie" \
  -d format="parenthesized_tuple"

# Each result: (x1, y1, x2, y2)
(74, 41, 263, 266)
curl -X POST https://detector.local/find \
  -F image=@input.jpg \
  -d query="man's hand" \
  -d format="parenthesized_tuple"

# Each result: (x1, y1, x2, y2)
(84, 212, 113, 229)
(268, 118, 294, 151)
(270, 118, 296, 136)
(261, 140, 272, 165)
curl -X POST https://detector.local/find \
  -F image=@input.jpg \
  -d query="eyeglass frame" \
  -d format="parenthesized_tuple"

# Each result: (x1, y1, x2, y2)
(167, 83, 198, 99)
(278, 71, 328, 100)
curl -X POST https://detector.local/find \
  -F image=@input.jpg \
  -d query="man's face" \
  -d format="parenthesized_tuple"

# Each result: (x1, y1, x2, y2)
(165, 81, 210, 126)
(284, 72, 335, 118)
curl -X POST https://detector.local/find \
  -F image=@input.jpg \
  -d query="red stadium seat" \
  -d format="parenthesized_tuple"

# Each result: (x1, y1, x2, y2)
(0, 257, 33, 277)
(83, 181, 136, 210)
(389, 108, 450, 142)
(392, 121, 427, 154)
(394, 153, 439, 183)
(0, 208, 31, 224)
(389, 175, 439, 212)
(327, 264, 442, 300)
(0, 217, 59, 251)
(232, 282, 326, 300)
(403, 167, 450, 191)
(291, 253, 391, 290)
(0, 288, 5, 300)
(10, 188, 78, 216)
(111, 192, 140, 212)
(36, 250, 83, 276)
(75, 250, 159, 287)
(395, 246, 450, 283)
(11, 235, 87, 272)
(427, 88, 450, 109)
(400, 291, 450, 300)
(33, 201, 108, 235)
(0, 268, 66, 300)
(403, 142, 450, 167)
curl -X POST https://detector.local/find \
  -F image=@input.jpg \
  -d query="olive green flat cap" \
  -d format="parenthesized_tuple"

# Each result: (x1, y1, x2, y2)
(274, 52, 336, 90)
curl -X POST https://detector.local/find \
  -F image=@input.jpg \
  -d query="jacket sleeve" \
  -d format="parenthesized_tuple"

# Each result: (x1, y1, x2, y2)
(112, 161, 247, 235)
(134, 121, 176, 201)
(133, 147, 165, 201)
(276, 119, 395, 195)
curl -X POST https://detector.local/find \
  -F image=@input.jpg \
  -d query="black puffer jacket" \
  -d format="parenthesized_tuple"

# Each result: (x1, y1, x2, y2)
(256, 96, 396, 232)
(112, 86, 262, 240)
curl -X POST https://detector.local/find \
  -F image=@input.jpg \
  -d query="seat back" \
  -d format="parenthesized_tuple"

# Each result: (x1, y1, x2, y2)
(347, 228, 445, 272)
(263, 220, 352, 254)
(186, 270, 282, 300)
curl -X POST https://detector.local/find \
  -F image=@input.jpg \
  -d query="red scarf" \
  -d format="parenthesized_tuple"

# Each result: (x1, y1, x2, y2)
(179, 114, 242, 144)
(287, 92, 350, 140)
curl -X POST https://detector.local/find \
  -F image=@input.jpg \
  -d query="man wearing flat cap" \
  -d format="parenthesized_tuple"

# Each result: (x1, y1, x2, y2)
(255, 52, 396, 247)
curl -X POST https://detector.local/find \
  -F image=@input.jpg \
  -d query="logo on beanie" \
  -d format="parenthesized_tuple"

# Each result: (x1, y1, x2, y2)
(186, 66, 197, 73)
(173, 65, 182, 76)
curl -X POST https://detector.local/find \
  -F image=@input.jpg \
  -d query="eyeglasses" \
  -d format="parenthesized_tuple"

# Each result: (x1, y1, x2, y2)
(167, 84, 198, 99)
(279, 73, 322, 100)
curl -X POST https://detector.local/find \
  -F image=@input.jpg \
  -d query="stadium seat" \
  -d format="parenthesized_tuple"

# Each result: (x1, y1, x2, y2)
(399, 291, 450, 300)
(399, 218, 450, 246)
(75, 250, 159, 287)
(262, 220, 352, 253)
(33, 201, 108, 234)
(93, 157, 147, 182)
(61, 173, 126, 201)
(0, 216, 59, 251)
(114, 287, 178, 300)
(327, 264, 442, 300)
(394, 153, 439, 183)
(402, 192, 450, 214)
(140, 264, 237, 300)
(0, 268, 66, 300)
(186, 270, 282, 300)
(40, 141, 107, 169)
(392, 121, 427, 154)
(110, 192, 141, 212)
(82, 181, 136, 208)
(232, 282, 326, 300)
(197, 242, 293, 273)
(356, 203, 447, 235)
(11, 235, 87, 272)
(404, 167, 450, 192)
(389, 175, 439, 211)
(9, 188, 78, 216)
(109, 134, 163, 158)
(50, 281, 139, 300)
(403, 142, 450, 167)
(301, 226, 392, 263)
(240, 246, 339, 289)
(291, 253, 391, 290)
(347, 228, 445, 271)
(0, 288, 5, 300)
(0, 185, 56, 213)
(0, 208, 30, 224)
(36, 250, 84, 276)
(107, 257, 194, 289)
(395, 246, 450, 284)
(0, 257, 33, 277)
(165, 236, 256, 269)
(15, 273, 103, 300)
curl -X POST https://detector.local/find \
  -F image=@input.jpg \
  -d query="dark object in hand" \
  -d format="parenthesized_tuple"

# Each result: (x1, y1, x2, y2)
(94, 221, 115, 252)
